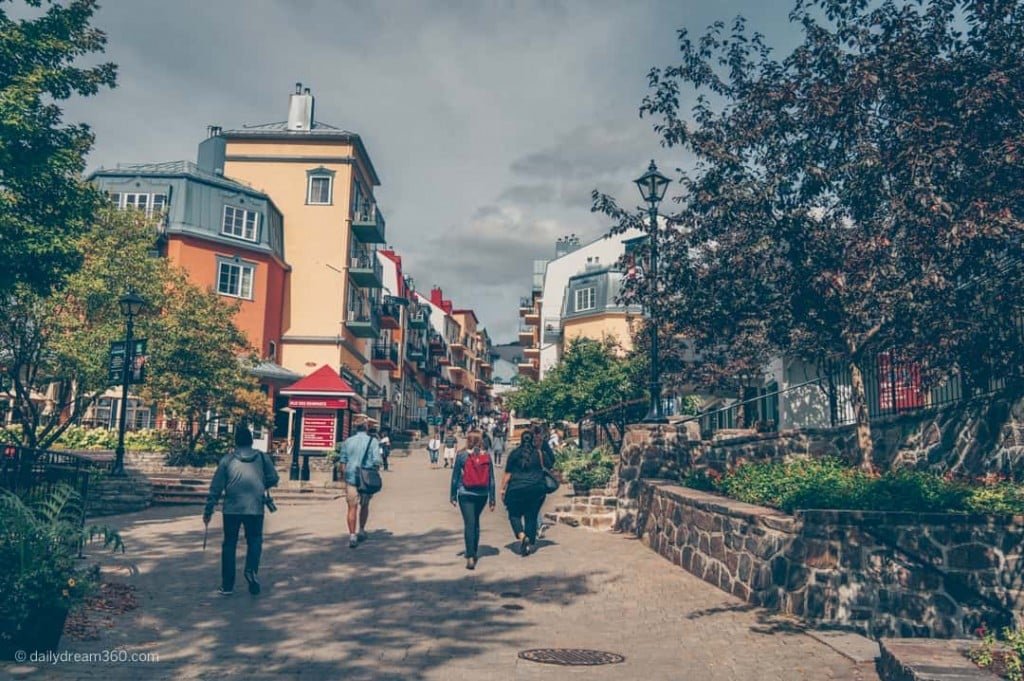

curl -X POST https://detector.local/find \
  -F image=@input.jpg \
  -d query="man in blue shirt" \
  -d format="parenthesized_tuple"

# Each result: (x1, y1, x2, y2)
(337, 421, 382, 548)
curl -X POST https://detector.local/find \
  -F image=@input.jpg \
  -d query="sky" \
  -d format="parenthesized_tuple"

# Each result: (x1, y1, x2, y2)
(58, 0, 799, 343)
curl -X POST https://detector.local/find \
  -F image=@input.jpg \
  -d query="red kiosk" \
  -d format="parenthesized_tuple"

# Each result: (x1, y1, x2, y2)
(279, 365, 359, 481)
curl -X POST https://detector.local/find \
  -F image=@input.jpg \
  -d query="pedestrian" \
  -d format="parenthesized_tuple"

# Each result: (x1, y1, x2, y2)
(482, 429, 493, 454)
(442, 430, 458, 468)
(492, 426, 506, 467)
(337, 420, 383, 548)
(449, 430, 496, 570)
(427, 433, 441, 469)
(499, 423, 554, 557)
(379, 428, 392, 472)
(203, 425, 279, 596)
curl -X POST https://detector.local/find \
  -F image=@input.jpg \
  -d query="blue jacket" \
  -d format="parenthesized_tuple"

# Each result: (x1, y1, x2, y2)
(449, 449, 496, 504)
(337, 431, 382, 485)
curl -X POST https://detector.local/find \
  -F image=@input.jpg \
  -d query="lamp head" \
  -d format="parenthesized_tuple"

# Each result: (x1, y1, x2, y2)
(635, 160, 670, 205)
(119, 290, 146, 317)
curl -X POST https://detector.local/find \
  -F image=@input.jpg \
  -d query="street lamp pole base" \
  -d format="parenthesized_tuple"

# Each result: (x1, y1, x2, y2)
(110, 445, 127, 477)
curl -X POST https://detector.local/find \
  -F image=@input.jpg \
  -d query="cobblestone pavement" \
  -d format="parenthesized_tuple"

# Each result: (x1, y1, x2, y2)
(2, 451, 881, 681)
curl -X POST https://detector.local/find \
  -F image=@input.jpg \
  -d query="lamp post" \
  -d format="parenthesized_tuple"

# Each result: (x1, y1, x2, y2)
(635, 160, 671, 424)
(112, 290, 145, 476)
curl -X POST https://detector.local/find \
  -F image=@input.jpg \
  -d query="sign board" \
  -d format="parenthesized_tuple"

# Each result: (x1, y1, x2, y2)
(288, 397, 349, 409)
(300, 410, 337, 451)
(108, 339, 147, 385)
(367, 397, 383, 409)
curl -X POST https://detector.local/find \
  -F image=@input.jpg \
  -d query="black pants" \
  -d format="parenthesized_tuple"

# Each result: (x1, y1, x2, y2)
(505, 488, 546, 544)
(458, 494, 488, 559)
(222, 514, 264, 591)
(381, 448, 390, 471)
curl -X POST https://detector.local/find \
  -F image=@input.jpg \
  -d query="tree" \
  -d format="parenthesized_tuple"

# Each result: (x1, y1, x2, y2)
(0, 0, 117, 295)
(506, 337, 645, 423)
(140, 276, 271, 456)
(0, 208, 170, 448)
(596, 0, 1024, 471)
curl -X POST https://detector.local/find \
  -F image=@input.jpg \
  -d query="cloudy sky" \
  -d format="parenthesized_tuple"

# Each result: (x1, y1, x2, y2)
(60, 0, 797, 342)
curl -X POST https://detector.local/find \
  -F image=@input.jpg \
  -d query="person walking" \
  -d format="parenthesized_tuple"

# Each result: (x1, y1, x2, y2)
(427, 433, 441, 469)
(442, 430, 458, 469)
(337, 420, 383, 548)
(499, 423, 554, 557)
(492, 426, 506, 467)
(379, 428, 392, 472)
(449, 430, 496, 570)
(203, 426, 279, 596)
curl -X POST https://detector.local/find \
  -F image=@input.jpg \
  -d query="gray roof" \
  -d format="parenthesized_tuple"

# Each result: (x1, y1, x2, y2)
(249, 361, 303, 383)
(92, 161, 269, 198)
(223, 120, 355, 135)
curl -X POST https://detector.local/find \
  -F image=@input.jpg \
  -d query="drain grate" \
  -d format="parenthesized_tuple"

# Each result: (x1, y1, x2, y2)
(499, 591, 521, 598)
(501, 603, 524, 610)
(518, 649, 625, 666)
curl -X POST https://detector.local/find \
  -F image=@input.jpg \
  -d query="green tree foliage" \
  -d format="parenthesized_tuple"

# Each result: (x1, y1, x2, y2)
(0, 208, 268, 452)
(595, 0, 1024, 470)
(507, 337, 645, 423)
(0, 0, 117, 294)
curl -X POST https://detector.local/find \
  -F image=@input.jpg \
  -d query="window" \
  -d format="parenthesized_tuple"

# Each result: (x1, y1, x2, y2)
(217, 258, 255, 299)
(222, 205, 259, 241)
(110, 192, 168, 217)
(308, 176, 332, 204)
(268, 340, 277, 362)
(575, 286, 596, 312)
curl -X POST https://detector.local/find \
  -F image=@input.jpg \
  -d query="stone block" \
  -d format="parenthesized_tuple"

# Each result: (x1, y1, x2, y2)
(691, 552, 707, 578)
(751, 564, 773, 590)
(709, 535, 726, 562)
(770, 555, 789, 587)
(947, 544, 1000, 570)
(725, 550, 740, 575)
(738, 554, 752, 583)
(732, 581, 751, 602)
(804, 539, 839, 569)
(787, 566, 810, 591)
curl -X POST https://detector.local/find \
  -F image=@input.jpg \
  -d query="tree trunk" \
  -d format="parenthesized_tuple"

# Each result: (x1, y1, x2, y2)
(848, 359, 875, 473)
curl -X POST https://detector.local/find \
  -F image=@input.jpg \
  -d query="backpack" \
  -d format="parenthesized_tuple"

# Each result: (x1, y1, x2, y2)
(462, 450, 492, 490)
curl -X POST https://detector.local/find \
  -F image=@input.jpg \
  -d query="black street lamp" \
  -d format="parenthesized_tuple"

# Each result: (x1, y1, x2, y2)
(635, 160, 671, 424)
(111, 290, 145, 476)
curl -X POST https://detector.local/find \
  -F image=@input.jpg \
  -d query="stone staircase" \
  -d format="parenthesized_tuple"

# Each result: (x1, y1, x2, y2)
(544, 490, 618, 531)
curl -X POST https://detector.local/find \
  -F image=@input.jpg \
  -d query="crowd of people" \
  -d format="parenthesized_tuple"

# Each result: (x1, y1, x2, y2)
(202, 415, 567, 594)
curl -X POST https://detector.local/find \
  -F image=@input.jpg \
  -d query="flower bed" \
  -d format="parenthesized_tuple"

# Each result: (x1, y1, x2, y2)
(682, 457, 1024, 515)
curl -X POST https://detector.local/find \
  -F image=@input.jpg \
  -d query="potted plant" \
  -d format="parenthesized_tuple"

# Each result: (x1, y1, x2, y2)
(0, 484, 124, 660)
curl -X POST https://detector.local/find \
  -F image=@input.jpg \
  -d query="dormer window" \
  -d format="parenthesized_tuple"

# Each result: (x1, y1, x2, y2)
(575, 286, 596, 312)
(222, 205, 259, 241)
(307, 167, 334, 205)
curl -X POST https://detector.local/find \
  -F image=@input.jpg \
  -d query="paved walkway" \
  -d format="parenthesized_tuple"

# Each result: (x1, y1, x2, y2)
(3, 451, 880, 681)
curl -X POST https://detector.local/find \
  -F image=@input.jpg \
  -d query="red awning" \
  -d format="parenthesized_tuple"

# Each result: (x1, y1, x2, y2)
(280, 365, 357, 397)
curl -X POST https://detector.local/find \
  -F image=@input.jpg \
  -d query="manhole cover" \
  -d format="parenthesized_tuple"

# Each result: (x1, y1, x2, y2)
(501, 603, 524, 610)
(518, 649, 625, 666)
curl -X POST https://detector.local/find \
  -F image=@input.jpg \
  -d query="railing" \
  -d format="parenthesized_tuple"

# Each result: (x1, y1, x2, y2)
(519, 296, 532, 309)
(346, 300, 380, 325)
(372, 342, 399, 365)
(379, 297, 401, 321)
(1, 445, 92, 534)
(407, 342, 426, 360)
(349, 249, 384, 283)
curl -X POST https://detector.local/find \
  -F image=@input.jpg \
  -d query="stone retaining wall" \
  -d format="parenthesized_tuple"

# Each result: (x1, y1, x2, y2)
(639, 480, 1024, 638)
(85, 473, 153, 517)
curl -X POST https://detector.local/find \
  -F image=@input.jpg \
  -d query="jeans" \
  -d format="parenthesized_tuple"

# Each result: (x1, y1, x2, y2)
(458, 494, 488, 559)
(222, 514, 264, 591)
(505, 489, 546, 544)
(428, 449, 439, 464)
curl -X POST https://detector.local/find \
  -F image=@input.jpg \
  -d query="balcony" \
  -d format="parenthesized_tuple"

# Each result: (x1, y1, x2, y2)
(371, 341, 399, 370)
(449, 356, 468, 372)
(345, 303, 380, 339)
(523, 346, 540, 357)
(449, 335, 466, 352)
(408, 309, 428, 329)
(518, 296, 533, 318)
(517, 358, 539, 379)
(542, 317, 562, 344)
(518, 321, 534, 345)
(349, 250, 384, 289)
(378, 296, 401, 330)
(524, 306, 540, 326)
(406, 342, 426, 362)
(352, 200, 386, 244)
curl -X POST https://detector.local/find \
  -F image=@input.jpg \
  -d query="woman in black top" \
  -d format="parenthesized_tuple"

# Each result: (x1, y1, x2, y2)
(499, 424, 554, 556)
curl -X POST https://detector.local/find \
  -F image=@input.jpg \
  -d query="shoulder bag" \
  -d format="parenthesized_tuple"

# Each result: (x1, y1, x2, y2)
(356, 437, 383, 495)
(539, 449, 560, 494)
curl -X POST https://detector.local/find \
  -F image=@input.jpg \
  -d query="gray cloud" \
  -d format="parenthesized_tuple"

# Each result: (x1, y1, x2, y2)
(59, 0, 801, 343)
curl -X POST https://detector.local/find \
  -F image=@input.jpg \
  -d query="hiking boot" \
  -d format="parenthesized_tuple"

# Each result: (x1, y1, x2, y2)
(244, 570, 260, 595)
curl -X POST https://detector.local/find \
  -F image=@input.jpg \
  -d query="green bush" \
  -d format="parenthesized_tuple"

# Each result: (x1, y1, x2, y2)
(692, 457, 1024, 514)
(564, 447, 615, 491)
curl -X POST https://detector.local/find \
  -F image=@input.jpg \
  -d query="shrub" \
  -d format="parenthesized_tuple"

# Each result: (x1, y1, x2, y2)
(565, 447, 615, 490)
(970, 624, 1024, 681)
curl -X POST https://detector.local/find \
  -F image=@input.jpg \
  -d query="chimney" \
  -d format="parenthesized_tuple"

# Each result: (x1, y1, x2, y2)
(206, 125, 222, 138)
(287, 82, 315, 131)
(430, 286, 444, 307)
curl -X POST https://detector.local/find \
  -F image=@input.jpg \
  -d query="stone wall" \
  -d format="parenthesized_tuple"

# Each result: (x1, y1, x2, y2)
(85, 472, 153, 517)
(639, 480, 1024, 638)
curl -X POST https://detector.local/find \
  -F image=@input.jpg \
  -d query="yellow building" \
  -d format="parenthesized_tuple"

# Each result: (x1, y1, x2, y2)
(199, 84, 385, 404)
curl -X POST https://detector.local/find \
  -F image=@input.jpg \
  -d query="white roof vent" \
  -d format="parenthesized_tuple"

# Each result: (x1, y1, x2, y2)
(287, 82, 314, 131)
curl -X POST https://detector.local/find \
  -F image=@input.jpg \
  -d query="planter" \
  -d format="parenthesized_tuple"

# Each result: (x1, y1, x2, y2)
(572, 484, 591, 497)
(0, 606, 69, 660)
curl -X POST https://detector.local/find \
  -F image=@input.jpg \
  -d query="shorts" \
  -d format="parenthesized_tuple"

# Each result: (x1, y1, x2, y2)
(345, 483, 372, 507)
(443, 447, 456, 460)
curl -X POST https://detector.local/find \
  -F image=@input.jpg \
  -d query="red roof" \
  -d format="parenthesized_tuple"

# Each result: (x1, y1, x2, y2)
(280, 365, 356, 396)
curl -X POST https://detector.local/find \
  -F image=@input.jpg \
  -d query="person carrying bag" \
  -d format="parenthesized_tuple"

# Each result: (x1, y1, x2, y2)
(337, 421, 383, 548)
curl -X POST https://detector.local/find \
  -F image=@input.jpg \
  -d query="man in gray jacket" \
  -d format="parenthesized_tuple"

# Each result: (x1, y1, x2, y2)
(203, 426, 279, 595)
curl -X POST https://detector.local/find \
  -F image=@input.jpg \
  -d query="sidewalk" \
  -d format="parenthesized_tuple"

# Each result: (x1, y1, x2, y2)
(2, 450, 880, 681)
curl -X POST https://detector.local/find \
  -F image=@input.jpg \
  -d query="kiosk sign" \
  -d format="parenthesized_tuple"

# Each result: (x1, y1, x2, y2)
(299, 410, 337, 451)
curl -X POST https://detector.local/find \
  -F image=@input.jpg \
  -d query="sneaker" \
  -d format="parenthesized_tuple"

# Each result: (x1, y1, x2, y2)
(349, 537, 358, 549)
(217, 588, 233, 596)
(357, 530, 368, 542)
(466, 557, 476, 570)
(520, 536, 530, 557)
(244, 570, 260, 595)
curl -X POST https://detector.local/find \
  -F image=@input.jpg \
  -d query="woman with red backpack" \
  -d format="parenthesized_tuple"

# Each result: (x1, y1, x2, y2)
(449, 430, 496, 570)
